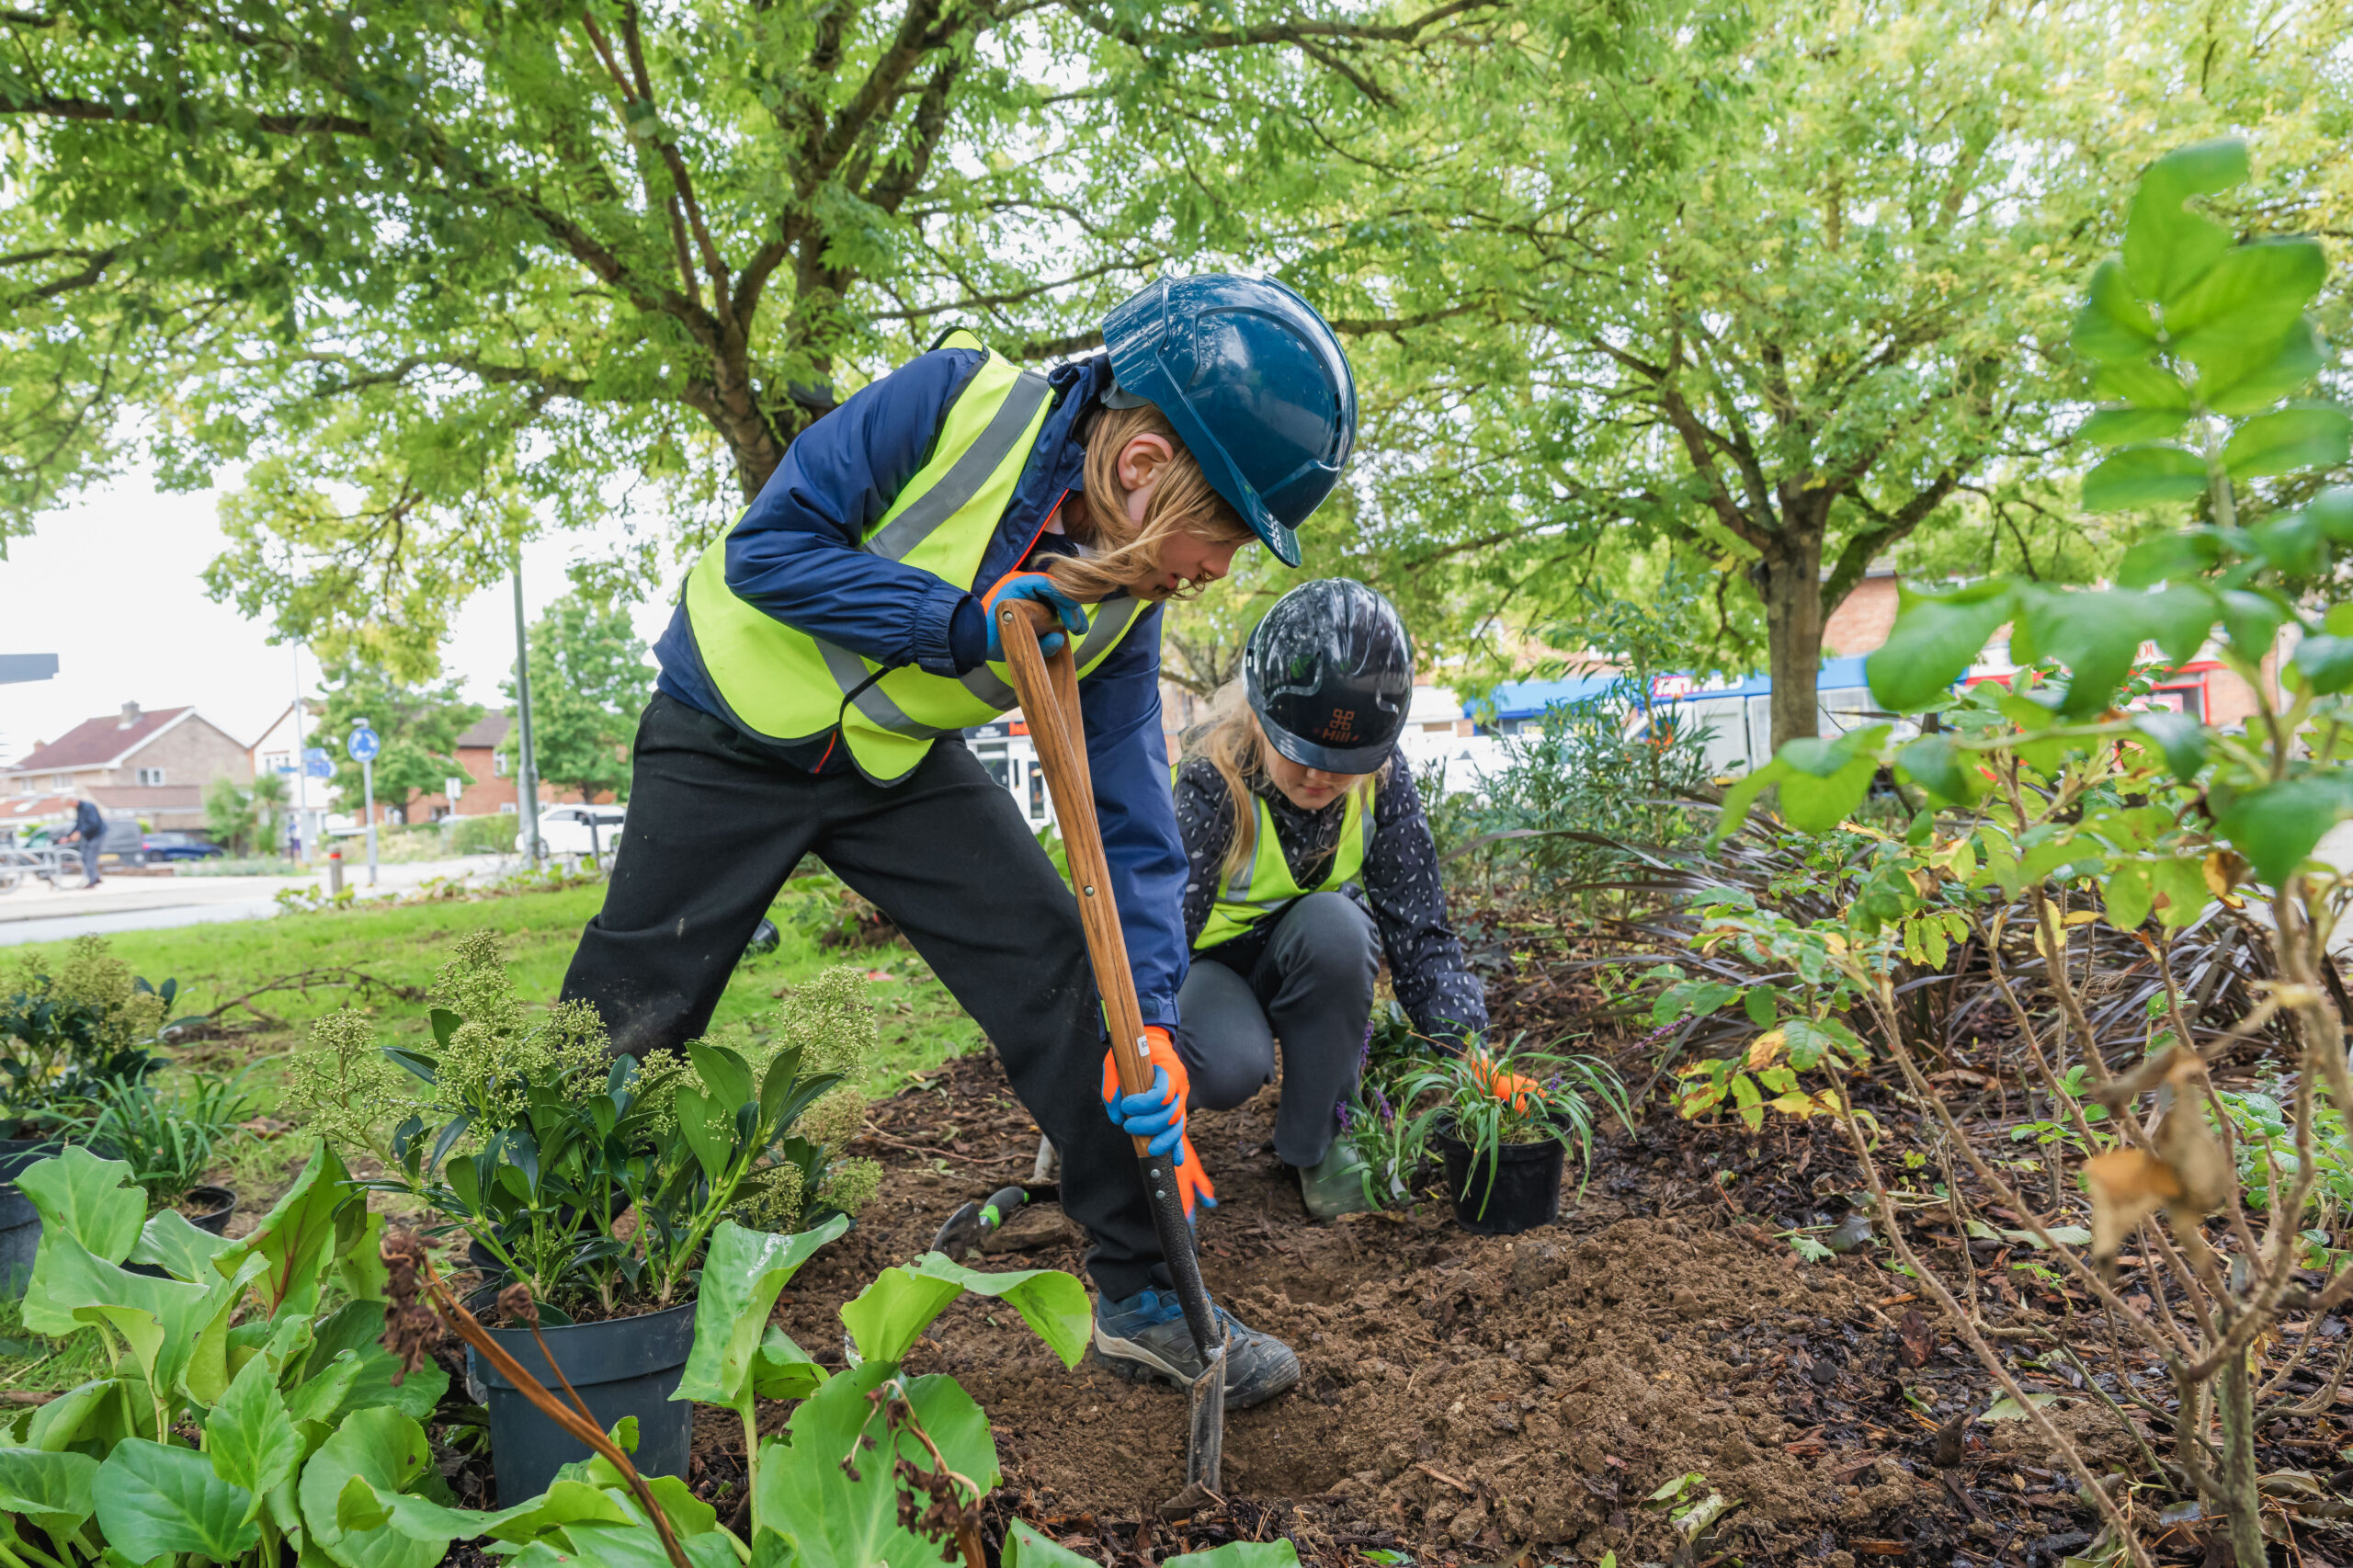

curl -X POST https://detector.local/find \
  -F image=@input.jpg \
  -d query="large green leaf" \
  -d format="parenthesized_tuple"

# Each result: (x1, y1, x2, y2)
(2248, 508, 2326, 576)
(2121, 138, 2245, 306)
(2091, 358, 2191, 411)
(2131, 710, 2208, 781)
(295, 1301, 449, 1424)
(21, 1224, 213, 1384)
(2076, 405, 2186, 446)
(2150, 857, 2215, 927)
(2081, 444, 2208, 512)
(207, 1349, 305, 1511)
(23, 1379, 126, 1451)
(2169, 239, 2328, 369)
(233, 1139, 358, 1316)
(94, 1438, 262, 1561)
(2222, 401, 2353, 480)
(0, 1446, 98, 1540)
(675, 1087, 729, 1184)
(1893, 733, 1978, 806)
(2294, 635, 2353, 695)
(2018, 587, 2148, 717)
(751, 1324, 829, 1401)
(2072, 259, 2158, 364)
(16, 1145, 144, 1262)
(300, 1408, 438, 1568)
(688, 1041, 756, 1112)
(2203, 319, 2327, 415)
(1867, 580, 2014, 712)
(2118, 529, 2224, 588)
(752, 1366, 1000, 1568)
(2103, 862, 2154, 934)
(1768, 730, 1887, 835)
(674, 1216, 849, 1408)
(2215, 776, 2353, 887)
(130, 1208, 244, 1281)
(2217, 590, 2288, 663)
(898, 1255, 1091, 1369)
(2309, 486, 2353, 545)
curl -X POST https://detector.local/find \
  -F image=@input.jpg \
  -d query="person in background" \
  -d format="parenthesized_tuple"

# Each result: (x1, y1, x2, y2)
(1169, 580, 1530, 1218)
(68, 796, 107, 889)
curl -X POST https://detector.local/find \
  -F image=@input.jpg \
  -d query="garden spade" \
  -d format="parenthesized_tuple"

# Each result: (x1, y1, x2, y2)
(996, 598, 1227, 1495)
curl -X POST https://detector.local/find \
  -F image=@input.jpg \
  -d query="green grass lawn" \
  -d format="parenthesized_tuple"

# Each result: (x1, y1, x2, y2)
(0, 876, 991, 1392)
(8, 875, 987, 1101)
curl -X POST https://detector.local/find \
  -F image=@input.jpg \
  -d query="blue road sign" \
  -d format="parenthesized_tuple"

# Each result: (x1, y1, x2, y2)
(347, 726, 381, 764)
(303, 747, 333, 778)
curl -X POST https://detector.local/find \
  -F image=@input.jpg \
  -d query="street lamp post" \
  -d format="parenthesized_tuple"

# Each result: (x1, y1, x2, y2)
(512, 556, 543, 866)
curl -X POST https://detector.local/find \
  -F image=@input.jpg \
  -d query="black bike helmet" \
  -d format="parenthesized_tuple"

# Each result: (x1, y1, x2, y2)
(1244, 579, 1414, 773)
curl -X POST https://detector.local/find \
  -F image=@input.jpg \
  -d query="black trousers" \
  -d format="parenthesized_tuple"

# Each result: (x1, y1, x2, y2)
(560, 693, 1169, 1300)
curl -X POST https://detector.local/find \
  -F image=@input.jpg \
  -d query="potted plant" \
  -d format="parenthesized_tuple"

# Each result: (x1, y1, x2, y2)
(1404, 1039, 1629, 1235)
(284, 935, 883, 1502)
(63, 1070, 255, 1265)
(0, 938, 178, 1291)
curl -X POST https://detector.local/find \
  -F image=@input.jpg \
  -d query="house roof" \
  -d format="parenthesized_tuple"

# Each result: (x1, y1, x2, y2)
(455, 712, 512, 750)
(7, 707, 195, 773)
(4, 793, 81, 822)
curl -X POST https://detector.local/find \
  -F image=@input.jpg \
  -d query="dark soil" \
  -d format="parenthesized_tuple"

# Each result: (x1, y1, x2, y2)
(740, 1049, 2129, 1568)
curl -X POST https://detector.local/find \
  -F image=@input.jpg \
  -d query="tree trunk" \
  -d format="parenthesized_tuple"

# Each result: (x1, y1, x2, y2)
(1757, 517, 1828, 754)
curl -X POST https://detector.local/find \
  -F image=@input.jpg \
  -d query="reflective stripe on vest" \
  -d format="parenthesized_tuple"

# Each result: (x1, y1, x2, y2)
(1195, 785, 1369, 949)
(681, 332, 1149, 783)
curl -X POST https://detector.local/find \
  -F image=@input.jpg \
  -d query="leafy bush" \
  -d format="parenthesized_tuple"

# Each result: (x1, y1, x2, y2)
(443, 813, 519, 856)
(1466, 678, 1720, 895)
(1696, 139, 2353, 1564)
(0, 938, 174, 1136)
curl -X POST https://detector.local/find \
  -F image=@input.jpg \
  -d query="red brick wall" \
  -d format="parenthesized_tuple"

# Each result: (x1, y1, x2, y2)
(1823, 575, 1900, 658)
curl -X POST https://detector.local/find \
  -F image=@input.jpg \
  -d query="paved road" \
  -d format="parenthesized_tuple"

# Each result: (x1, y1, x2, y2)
(0, 855, 527, 946)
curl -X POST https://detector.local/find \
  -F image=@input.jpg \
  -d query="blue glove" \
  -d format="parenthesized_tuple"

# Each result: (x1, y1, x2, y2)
(983, 572, 1089, 660)
(1105, 1066, 1188, 1159)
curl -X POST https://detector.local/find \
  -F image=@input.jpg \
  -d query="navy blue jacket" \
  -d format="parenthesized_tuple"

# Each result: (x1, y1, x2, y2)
(653, 347, 1189, 1028)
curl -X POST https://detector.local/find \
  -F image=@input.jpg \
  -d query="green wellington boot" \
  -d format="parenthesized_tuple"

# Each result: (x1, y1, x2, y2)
(1295, 1134, 1379, 1221)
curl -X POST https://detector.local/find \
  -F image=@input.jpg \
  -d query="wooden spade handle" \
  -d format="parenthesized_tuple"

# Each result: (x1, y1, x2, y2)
(996, 600, 1156, 1135)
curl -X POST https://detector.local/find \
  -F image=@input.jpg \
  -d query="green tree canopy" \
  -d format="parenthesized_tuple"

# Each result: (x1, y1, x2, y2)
(315, 658, 483, 821)
(1326, 0, 2353, 743)
(1, 0, 1495, 675)
(501, 589, 652, 801)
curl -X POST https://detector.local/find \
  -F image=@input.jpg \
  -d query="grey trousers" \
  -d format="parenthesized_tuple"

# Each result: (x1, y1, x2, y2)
(1176, 891, 1379, 1168)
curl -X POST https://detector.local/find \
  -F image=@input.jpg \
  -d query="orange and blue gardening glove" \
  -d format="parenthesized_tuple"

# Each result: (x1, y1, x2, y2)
(983, 572, 1089, 660)
(1468, 1048, 1540, 1111)
(1102, 1026, 1218, 1218)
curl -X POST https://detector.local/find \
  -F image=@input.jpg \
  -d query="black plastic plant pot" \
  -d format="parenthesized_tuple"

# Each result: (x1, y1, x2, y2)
(466, 1294, 699, 1505)
(1433, 1128, 1565, 1236)
(0, 1136, 64, 1181)
(0, 1138, 69, 1297)
(0, 1183, 34, 1298)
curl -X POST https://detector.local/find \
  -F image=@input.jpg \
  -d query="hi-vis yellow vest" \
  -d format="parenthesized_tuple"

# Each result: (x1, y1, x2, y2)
(1196, 785, 1369, 949)
(683, 332, 1148, 783)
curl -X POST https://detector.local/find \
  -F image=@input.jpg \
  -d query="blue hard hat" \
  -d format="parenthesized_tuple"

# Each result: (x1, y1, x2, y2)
(1100, 275, 1357, 568)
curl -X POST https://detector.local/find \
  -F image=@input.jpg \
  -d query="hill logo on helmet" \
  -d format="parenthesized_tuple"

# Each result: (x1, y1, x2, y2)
(1322, 709, 1358, 742)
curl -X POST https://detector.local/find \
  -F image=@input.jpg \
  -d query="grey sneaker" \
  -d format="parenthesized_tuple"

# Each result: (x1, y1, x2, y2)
(1094, 1289, 1301, 1408)
(1295, 1133, 1378, 1221)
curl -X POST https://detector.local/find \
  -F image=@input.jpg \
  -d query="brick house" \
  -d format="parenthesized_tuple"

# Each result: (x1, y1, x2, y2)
(404, 713, 572, 818)
(1, 703, 253, 833)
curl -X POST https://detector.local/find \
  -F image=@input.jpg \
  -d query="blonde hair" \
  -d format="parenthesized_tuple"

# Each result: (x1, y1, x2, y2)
(1042, 403, 1254, 603)
(1188, 679, 1382, 883)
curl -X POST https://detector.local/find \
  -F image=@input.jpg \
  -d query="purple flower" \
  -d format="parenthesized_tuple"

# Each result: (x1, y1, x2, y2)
(1336, 1099, 1355, 1131)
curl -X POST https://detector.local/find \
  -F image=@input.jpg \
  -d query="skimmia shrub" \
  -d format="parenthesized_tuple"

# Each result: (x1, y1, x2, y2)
(281, 936, 878, 1314)
(0, 938, 176, 1135)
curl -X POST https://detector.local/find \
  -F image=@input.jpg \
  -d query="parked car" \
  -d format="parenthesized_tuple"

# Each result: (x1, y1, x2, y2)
(537, 804, 626, 859)
(136, 831, 226, 864)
